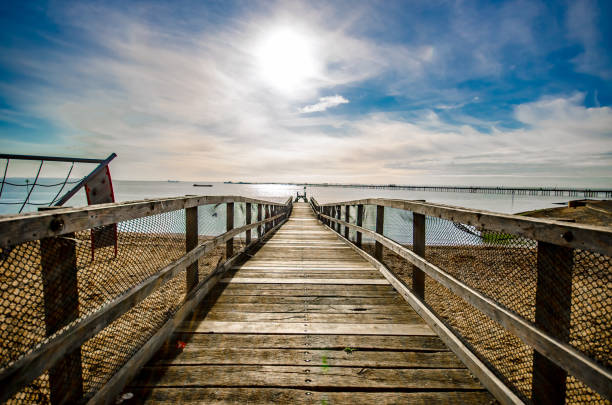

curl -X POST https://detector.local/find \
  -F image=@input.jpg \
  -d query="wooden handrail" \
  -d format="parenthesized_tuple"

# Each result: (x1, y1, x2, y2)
(311, 198, 612, 255)
(0, 211, 288, 403)
(318, 211, 612, 401)
(0, 195, 289, 248)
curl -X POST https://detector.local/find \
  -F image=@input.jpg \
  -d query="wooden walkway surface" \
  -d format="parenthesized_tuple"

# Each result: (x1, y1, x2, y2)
(126, 203, 493, 404)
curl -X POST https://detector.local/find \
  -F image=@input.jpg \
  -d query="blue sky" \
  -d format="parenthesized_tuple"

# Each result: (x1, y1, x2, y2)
(0, 0, 611, 186)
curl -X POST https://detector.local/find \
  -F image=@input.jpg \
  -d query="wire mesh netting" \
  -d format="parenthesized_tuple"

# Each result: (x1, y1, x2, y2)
(338, 203, 610, 404)
(0, 202, 250, 404)
(0, 158, 104, 215)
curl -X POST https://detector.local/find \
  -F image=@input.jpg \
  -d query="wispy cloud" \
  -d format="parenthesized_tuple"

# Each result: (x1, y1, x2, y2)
(299, 95, 349, 113)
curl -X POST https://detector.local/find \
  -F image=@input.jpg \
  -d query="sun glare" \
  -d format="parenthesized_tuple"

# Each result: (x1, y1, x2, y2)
(254, 27, 319, 93)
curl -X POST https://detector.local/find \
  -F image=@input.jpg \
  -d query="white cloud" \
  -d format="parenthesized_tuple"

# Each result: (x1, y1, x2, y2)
(299, 95, 349, 113)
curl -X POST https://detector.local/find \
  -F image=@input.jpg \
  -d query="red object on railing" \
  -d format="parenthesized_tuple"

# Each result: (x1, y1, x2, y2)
(85, 165, 117, 260)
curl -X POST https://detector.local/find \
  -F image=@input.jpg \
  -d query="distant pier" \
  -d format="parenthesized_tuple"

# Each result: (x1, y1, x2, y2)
(315, 184, 612, 198)
(225, 181, 612, 198)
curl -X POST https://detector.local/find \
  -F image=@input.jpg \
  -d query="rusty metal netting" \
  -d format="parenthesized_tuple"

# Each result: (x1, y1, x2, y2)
(368, 205, 610, 404)
(1, 203, 234, 404)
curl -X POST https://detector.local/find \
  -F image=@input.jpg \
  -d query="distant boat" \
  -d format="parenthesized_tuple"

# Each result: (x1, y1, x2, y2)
(167, 180, 179, 183)
(193, 184, 213, 187)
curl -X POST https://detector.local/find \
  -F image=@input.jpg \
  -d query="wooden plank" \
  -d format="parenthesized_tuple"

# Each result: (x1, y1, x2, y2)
(192, 312, 419, 324)
(219, 283, 395, 291)
(232, 266, 375, 270)
(126, 388, 493, 404)
(220, 278, 389, 284)
(162, 333, 448, 351)
(181, 321, 435, 335)
(215, 289, 398, 298)
(130, 365, 480, 389)
(205, 303, 413, 314)
(203, 295, 403, 305)
(150, 347, 464, 368)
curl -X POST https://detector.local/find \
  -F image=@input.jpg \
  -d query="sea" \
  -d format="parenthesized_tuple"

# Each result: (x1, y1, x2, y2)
(2, 179, 600, 244)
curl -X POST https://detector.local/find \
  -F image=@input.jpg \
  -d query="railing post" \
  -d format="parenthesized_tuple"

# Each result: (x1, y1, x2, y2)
(226, 202, 234, 258)
(532, 241, 573, 405)
(356, 204, 363, 247)
(185, 206, 198, 292)
(412, 213, 425, 299)
(336, 205, 341, 233)
(245, 203, 251, 245)
(344, 205, 349, 239)
(257, 204, 262, 238)
(38, 207, 83, 404)
(265, 205, 271, 232)
(375, 205, 384, 262)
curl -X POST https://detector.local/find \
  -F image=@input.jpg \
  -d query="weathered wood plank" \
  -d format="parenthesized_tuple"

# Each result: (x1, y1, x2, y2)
(162, 333, 448, 351)
(220, 278, 390, 284)
(202, 295, 403, 305)
(128, 387, 493, 404)
(130, 365, 481, 389)
(190, 312, 419, 324)
(180, 321, 435, 335)
(150, 347, 464, 368)
(205, 303, 408, 314)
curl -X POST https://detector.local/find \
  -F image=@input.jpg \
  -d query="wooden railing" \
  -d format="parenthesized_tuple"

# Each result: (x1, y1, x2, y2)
(310, 197, 611, 405)
(0, 195, 292, 404)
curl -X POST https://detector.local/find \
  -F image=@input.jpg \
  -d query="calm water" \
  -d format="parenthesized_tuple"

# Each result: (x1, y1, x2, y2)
(0, 179, 580, 215)
(0, 180, 597, 243)
(122, 181, 579, 213)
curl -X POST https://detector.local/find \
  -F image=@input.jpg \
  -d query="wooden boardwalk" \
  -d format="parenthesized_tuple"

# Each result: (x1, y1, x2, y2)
(126, 203, 493, 403)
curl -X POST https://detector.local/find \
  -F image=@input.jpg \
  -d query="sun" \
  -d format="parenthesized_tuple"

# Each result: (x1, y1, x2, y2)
(254, 27, 319, 94)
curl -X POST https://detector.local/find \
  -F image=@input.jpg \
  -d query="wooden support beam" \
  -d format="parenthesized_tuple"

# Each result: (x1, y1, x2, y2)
(532, 242, 573, 405)
(344, 205, 350, 239)
(412, 213, 425, 299)
(356, 204, 363, 247)
(336, 205, 341, 233)
(375, 205, 384, 262)
(226, 203, 234, 258)
(257, 204, 262, 238)
(39, 230, 83, 404)
(185, 206, 198, 293)
(245, 203, 252, 245)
